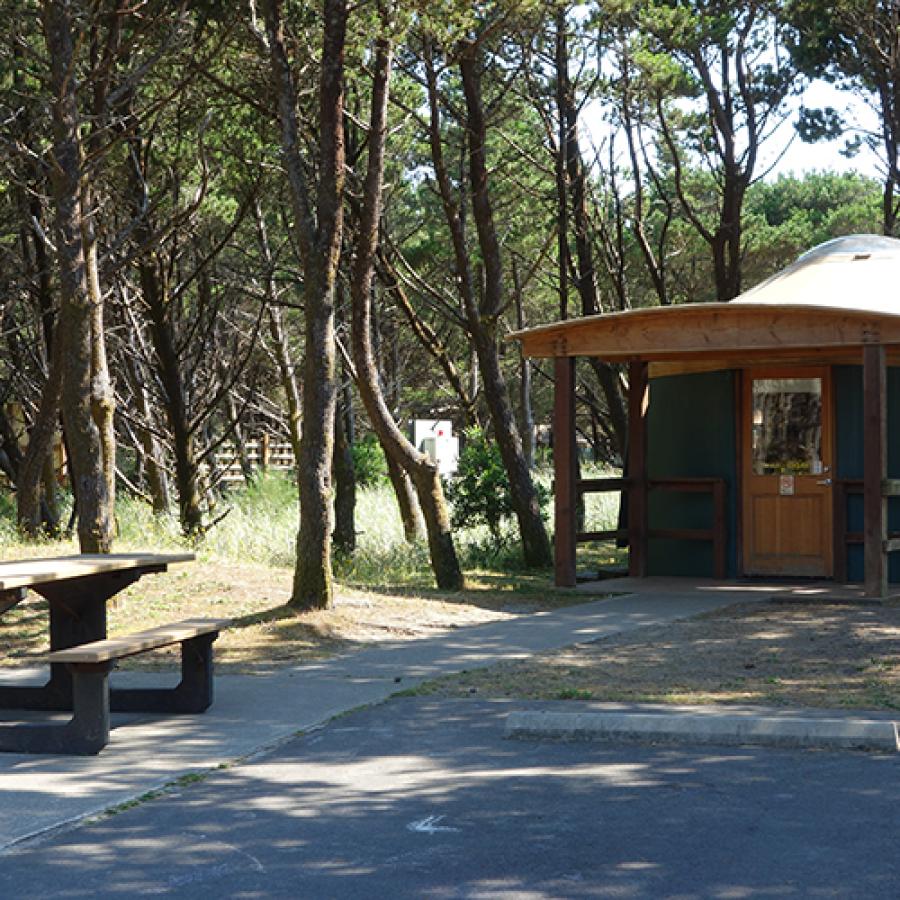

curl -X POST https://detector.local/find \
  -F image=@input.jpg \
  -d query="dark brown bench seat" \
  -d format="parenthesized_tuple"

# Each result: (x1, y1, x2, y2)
(21, 618, 229, 755)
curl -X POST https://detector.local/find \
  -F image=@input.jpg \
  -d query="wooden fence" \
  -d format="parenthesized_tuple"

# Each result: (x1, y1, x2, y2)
(213, 436, 296, 483)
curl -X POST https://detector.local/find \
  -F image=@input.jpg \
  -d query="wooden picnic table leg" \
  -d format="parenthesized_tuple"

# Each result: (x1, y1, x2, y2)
(0, 570, 141, 711)
(111, 632, 219, 714)
(0, 661, 113, 755)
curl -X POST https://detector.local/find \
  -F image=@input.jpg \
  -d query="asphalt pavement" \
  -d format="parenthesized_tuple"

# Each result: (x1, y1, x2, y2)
(1, 697, 897, 898)
(0, 586, 756, 851)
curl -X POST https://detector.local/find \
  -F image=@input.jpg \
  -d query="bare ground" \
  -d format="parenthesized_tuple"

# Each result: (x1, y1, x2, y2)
(0, 560, 591, 673)
(414, 598, 900, 711)
(3, 558, 899, 711)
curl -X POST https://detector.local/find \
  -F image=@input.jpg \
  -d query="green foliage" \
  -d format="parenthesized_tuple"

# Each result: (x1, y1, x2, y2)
(742, 171, 882, 284)
(351, 435, 389, 487)
(446, 427, 549, 550)
(446, 428, 515, 540)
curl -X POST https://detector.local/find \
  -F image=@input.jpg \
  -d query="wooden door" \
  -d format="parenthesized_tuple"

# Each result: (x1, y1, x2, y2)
(742, 368, 833, 577)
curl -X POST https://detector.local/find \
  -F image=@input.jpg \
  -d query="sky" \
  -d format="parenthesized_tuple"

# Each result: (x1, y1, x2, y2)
(762, 81, 882, 181)
(581, 78, 884, 184)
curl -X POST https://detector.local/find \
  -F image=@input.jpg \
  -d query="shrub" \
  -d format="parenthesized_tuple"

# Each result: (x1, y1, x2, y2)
(446, 426, 549, 544)
(351, 434, 388, 487)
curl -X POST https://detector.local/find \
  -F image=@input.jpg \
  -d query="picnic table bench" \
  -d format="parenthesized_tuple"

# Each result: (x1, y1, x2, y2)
(0, 553, 228, 755)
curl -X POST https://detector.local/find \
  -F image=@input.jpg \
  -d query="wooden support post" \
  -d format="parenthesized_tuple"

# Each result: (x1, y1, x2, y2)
(832, 479, 847, 585)
(712, 479, 726, 579)
(863, 344, 888, 598)
(553, 356, 578, 587)
(628, 360, 649, 577)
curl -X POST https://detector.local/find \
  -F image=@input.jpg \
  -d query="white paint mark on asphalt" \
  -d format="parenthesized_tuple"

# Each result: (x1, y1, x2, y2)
(407, 815, 460, 834)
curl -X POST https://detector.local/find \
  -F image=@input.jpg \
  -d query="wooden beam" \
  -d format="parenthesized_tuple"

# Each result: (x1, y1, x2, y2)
(553, 357, 577, 587)
(578, 477, 630, 494)
(512, 303, 900, 361)
(863, 344, 888, 598)
(576, 529, 627, 543)
(628, 360, 649, 577)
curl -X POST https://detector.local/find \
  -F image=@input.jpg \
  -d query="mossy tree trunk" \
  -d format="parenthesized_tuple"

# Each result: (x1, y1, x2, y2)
(41, 0, 113, 553)
(264, 0, 348, 610)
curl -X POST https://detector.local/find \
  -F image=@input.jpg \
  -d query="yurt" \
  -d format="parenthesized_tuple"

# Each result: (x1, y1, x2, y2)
(514, 235, 900, 597)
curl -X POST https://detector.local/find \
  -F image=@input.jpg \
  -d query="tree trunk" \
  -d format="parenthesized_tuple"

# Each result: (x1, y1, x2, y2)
(135, 378, 170, 514)
(512, 261, 535, 470)
(554, 22, 628, 460)
(122, 104, 203, 531)
(349, 25, 462, 589)
(0, 407, 24, 486)
(458, 48, 551, 568)
(332, 390, 356, 555)
(253, 198, 303, 460)
(143, 268, 205, 533)
(264, 0, 348, 610)
(384, 451, 425, 543)
(225, 389, 256, 484)
(41, 0, 113, 553)
(16, 336, 62, 536)
(41, 450, 60, 527)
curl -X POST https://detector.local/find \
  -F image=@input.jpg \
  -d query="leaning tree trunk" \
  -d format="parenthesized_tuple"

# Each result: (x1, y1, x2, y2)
(458, 48, 551, 567)
(384, 451, 425, 543)
(349, 24, 462, 590)
(253, 198, 303, 460)
(41, 0, 113, 553)
(425, 42, 550, 568)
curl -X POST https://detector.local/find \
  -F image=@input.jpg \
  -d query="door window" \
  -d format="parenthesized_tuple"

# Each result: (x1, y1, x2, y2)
(750, 377, 823, 476)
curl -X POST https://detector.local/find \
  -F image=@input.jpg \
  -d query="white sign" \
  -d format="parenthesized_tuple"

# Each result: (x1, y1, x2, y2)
(413, 419, 459, 475)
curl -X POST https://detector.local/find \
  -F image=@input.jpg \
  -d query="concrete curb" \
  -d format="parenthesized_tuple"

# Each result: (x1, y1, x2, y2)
(505, 709, 900, 752)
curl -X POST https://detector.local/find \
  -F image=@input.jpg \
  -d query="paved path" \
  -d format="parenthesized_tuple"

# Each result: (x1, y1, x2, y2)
(0, 587, 758, 852)
(2, 699, 898, 897)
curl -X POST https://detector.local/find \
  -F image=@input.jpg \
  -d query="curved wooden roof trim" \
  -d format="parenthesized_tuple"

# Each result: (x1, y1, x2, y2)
(511, 303, 900, 361)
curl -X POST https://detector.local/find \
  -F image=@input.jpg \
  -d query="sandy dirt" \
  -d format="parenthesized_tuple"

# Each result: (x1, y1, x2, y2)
(415, 598, 900, 711)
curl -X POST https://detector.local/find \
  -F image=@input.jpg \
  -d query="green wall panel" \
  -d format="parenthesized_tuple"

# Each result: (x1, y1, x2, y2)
(646, 371, 737, 577)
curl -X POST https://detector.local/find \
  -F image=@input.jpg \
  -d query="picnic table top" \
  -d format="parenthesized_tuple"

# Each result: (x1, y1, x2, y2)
(0, 553, 195, 592)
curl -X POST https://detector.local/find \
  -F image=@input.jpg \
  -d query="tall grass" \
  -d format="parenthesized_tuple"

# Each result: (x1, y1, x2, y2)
(0, 466, 624, 584)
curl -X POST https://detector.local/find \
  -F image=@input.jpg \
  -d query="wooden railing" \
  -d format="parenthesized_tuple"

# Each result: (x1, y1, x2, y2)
(832, 478, 900, 582)
(577, 476, 728, 578)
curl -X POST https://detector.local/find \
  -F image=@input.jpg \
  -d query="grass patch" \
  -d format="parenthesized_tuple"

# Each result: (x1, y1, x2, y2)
(0, 473, 616, 672)
(412, 600, 900, 712)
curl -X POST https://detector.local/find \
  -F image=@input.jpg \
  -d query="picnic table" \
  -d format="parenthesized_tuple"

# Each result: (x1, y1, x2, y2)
(0, 553, 227, 754)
